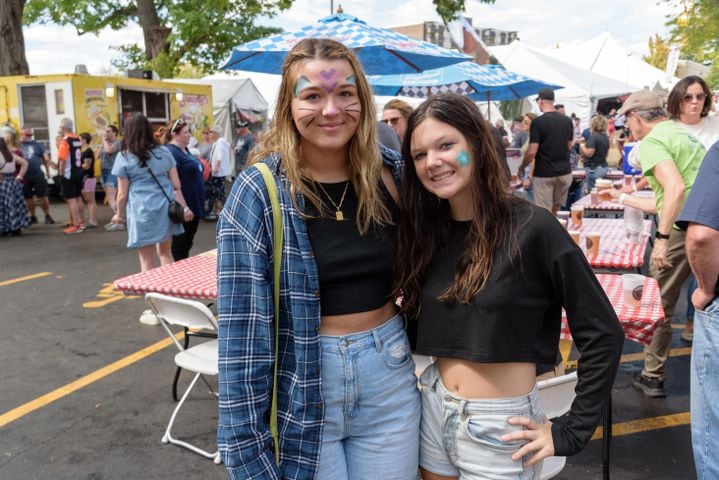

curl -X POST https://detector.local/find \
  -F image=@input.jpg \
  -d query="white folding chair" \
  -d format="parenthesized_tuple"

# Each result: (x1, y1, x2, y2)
(537, 371, 578, 480)
(145, 293, 221, 464)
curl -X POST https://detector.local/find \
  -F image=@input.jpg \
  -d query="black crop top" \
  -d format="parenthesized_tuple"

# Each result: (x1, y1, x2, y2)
(305, 181, 397, 315)
(414, 202, 624, 457)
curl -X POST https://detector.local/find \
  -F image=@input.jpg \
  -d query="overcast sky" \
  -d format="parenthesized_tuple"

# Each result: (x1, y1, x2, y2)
(23, 0, 681, 75)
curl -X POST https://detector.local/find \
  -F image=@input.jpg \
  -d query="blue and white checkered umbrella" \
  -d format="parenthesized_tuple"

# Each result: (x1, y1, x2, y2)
(222, 13, 471, 75)
(369, 63, 563, 101)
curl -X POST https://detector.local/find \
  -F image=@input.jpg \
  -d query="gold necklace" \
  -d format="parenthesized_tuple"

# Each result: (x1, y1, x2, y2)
(315, 181, 350, 221)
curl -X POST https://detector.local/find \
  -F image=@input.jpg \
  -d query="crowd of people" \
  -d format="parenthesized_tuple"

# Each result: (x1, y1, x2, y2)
(0, 115, 257, 239)
(2, 36, 718, 479)
(212, 40, 719, 479)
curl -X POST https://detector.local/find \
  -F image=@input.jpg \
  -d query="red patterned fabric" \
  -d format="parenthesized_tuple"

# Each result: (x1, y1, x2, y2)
(114, 250, 217, 300)
(572, 169, 626, 181)
(561, 273, 664, 344)
(566, 217, 652, 269)
(574, 190, 655, 211)
(114, 251, 663, 345)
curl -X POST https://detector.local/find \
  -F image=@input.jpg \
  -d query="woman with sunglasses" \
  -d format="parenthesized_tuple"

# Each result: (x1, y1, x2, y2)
(164, 118, 204, 260)
(216, 38, 419, 479)
(666, 76, 719, 343)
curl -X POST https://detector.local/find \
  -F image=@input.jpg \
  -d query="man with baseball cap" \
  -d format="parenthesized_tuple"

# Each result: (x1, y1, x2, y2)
(610, 89, 705, 397)
(517, 87, 574, 214)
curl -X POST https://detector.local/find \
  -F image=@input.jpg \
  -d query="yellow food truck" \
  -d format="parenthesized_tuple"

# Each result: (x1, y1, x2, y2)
(0, 73, 213, 167)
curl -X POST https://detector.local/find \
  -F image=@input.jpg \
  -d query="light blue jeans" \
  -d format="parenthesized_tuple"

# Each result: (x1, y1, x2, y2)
(419, 363, 544, 479)
(691, 296, 719, 479)
(316, 314, 420, 480)
(583, 165, 608, 194)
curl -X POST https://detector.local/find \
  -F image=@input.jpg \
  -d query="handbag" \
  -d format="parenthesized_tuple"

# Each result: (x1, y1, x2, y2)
(146, 164, 185, 223)
(254, 162, 284, 464)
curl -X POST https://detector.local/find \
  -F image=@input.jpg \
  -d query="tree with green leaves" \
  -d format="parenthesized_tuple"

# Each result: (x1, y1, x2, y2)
(643, 34, 670, 70)
(23, 0, 291, 78)
(434, 0, 495, 22)
(664, 0, 719, 87)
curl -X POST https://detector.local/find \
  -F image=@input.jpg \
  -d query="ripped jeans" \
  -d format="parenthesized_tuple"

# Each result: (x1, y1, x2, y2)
(316, 314, 421, 480)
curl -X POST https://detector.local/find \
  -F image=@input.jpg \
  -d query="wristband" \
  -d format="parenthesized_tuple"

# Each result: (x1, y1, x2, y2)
(183, 206, 191, 214)
(655, 231, 670, 240)
(618, 193, 627, 205)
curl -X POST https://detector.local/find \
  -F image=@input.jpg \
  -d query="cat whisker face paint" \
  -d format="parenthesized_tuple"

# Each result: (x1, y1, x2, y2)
(290, 59, 362, 151)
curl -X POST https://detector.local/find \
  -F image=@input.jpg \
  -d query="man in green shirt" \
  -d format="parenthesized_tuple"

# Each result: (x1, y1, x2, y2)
(614, 90, 705, 397)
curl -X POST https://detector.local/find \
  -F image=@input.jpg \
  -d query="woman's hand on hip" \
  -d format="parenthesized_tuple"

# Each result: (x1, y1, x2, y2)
(501, 416, 554, 467)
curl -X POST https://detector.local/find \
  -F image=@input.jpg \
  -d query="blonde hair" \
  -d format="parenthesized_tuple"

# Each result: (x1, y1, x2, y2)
(590, 115, 608, 133)
(249, 38, 389, 233)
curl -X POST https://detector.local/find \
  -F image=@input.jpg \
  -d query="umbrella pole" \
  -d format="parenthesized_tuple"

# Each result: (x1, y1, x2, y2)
(487, 92, 491, 121)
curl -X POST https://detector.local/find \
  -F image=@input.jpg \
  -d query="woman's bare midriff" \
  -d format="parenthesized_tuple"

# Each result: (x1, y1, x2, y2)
(319, 301, 398, 336)
(436, 357, 537, 398)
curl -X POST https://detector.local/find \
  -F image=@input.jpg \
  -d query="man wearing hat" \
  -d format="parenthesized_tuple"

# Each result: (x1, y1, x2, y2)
(234, 119, 254, 178)
(517, 87, 574, 214)
(609, 89, 705, 397)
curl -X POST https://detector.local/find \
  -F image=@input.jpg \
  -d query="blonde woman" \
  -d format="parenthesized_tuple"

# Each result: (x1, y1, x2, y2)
(217, 38, 419, 479)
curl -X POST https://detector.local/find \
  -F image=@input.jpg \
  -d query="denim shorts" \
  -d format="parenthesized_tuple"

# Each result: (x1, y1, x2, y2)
(315, 314, 421, 480)
(101, 169, 117, 188)
(419, 363, 545, 479)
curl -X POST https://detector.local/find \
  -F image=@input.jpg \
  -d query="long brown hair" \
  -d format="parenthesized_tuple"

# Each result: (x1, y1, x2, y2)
(121, 112, 158, 165)
(394, 93, 524, 318)
(248, 38, 390, 233)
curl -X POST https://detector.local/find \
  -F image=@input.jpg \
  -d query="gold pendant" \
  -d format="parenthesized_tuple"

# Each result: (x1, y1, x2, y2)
(335, 210, 344, 221)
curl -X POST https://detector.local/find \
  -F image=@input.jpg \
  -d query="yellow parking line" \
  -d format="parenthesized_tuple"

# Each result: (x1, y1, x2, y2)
(0, 333, 183, 430)
(0, 272, 52, 287)
(565, 347, 692, 370)
(592, 412, 690, 441)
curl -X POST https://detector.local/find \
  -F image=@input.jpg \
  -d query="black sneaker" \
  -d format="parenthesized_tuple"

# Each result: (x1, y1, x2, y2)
(632, 372, 665, 398)
(30, 216, 38, 224)
(45, 215, 55, 224)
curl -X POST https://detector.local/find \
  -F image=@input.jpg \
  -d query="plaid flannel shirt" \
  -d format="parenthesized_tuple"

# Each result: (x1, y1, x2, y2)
(217, 145, 403, 479)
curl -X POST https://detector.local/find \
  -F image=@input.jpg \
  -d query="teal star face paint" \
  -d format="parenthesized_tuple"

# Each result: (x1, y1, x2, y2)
(294, 75, 312, 97)
(456, 150, 471, 167)
(347, 74, 357, 86)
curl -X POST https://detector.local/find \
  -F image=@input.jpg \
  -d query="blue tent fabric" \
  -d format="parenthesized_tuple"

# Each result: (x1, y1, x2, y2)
(222, 13, 471, 75)
(368, 63, 563, 101)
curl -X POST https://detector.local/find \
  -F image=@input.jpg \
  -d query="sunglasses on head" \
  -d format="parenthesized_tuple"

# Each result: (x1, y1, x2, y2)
(172, 118, 186, 131)
(682, 93, 707, 103)
(382, 117, 401, 126)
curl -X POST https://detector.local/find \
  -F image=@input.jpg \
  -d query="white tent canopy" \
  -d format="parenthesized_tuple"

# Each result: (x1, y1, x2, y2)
(491, 40, 638, 126)
(541, 32, 677, 91)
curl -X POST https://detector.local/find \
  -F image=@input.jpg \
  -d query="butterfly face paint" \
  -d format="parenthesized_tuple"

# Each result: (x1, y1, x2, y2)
(456, 150, 471, 167)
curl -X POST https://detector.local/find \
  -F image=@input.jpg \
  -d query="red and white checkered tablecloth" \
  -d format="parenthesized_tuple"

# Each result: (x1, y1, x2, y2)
(561, 273, 664, 345)
(572, 169, 627, 181)
(567, 217, 652, 270)
(573, 190, 655, 211)
(113, 251, 663, 345)
(114, 250, 217, 300)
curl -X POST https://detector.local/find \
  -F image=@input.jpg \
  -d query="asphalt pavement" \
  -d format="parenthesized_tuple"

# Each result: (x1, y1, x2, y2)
(0, 200, 697, 479)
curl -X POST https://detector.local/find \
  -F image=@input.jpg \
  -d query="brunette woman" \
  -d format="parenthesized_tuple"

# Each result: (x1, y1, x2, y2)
(395, 94, 624, 479)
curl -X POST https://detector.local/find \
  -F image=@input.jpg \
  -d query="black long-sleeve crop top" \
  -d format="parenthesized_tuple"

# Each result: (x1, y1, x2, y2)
(414, 202, 625, 456)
